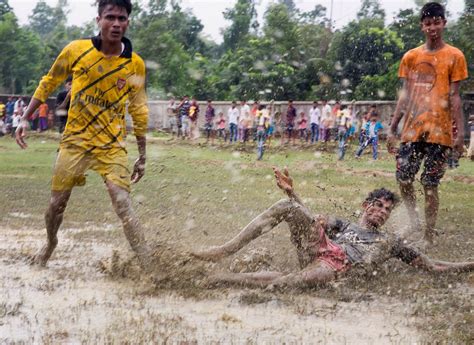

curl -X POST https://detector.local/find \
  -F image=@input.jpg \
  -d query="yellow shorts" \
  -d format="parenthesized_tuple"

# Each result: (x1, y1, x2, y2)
(51, 145, 131, 192)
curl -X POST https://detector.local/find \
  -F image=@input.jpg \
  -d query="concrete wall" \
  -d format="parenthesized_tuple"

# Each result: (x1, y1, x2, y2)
(149, 100, 398, 131)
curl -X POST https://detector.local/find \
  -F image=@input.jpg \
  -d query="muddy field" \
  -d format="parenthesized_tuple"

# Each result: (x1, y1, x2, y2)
(0, 134, 473, 343)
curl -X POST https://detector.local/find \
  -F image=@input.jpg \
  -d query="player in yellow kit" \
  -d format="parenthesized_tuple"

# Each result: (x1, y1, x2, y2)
(16, 0, 154, 270)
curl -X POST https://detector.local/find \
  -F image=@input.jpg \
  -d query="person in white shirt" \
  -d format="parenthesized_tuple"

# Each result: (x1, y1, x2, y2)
(309, 101, 321, 143)
(239, 100, 251, 143)
(320, 100, 332, 142)
(227, 101, 240, 143)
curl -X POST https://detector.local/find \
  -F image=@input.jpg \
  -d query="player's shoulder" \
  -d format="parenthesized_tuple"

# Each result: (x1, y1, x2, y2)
(64, 38, 94, 52)
(443, 43, 466, 58)
(131, 51, 146, 66)
(402, 45, 424, 60)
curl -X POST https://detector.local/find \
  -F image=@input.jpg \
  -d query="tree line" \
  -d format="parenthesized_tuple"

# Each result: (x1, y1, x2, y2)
(0, 0, 472, 100)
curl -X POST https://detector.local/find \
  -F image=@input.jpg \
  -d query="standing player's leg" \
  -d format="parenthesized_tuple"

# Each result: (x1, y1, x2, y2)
(396, 143, 423, 232)
(421, 144, 449, 243)
(106, 181, 153, 271)
(31, 190, 72, 266)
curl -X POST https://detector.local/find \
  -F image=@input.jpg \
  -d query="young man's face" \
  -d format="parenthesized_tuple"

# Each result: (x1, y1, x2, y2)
(97, 5, 129, 44)
(362, 198, 394, 229)
(421, 16, 446, 41)
(65, 81, 72, 92)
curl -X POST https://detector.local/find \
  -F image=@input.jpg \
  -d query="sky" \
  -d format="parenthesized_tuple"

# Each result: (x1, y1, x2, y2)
(9, 0, 465, 43)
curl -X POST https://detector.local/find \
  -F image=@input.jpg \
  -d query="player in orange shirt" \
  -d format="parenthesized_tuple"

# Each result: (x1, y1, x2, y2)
(387, 2, 468, 244)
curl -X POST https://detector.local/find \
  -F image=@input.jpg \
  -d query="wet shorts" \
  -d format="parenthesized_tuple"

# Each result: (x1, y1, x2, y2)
(396, 142, 450, 187)
(51, 145, 131, 192)
(315, 225, 350, 272)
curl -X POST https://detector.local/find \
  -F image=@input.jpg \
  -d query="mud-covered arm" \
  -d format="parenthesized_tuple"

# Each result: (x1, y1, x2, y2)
(128, 57, 148, 183)
(273, 167, 304, 205)
(391, 239, 474, 273)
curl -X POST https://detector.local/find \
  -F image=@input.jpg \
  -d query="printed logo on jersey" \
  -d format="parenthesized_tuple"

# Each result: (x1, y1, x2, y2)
(117, 78, 126, 91)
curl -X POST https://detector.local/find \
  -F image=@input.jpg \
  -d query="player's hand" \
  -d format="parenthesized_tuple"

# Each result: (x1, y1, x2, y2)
(273, 166, 293, 195)
(15, 119, 29, 149)
(131, 156, 146, 183)
(386, 133, 399, 155)
(452, 137, 464, 156)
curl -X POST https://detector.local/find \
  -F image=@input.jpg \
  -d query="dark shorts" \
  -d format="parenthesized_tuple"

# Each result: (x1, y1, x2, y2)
(204, 123, 213, 131)
(396, 142, 450, 187)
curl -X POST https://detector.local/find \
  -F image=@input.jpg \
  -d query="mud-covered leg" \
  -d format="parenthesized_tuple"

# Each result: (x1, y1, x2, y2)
(106, 181, 153, 273)
(209, 261, 336, 288)
(31, 190, 72, 266)
(192, 199, 300, 261)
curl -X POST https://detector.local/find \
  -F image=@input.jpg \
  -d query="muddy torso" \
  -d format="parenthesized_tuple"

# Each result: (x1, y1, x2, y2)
(327, 218, 395, 266)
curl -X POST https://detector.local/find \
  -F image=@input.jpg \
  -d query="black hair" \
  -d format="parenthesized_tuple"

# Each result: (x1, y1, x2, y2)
(365, 188, 400, 207)
(420, 2, 445, 21)
(98, 0, 132, 16)
(288, 100, 293, 103)
(65, 76, 73, 83)
(207, 99, 212, 103)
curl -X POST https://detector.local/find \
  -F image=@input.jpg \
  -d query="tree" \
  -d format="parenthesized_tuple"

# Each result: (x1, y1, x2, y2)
(222, 0, 257, 51)
(389, 9, 423, 53)
(327, 19, 403, 99)
(357, 0, 385, 21)
(0, 0, 12, 18)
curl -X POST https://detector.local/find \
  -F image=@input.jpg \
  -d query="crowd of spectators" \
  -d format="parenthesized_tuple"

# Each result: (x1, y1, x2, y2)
(166, 96, 390, 160)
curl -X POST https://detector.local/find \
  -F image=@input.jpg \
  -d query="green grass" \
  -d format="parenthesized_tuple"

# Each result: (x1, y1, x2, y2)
(0, 132, 473, 342)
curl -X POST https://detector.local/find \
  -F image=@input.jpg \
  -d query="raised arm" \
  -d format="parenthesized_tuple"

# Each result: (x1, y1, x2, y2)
(273, 167, 304, 205)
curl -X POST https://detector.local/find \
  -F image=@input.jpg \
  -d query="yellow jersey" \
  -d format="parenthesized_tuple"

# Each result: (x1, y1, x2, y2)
(33, 36, 148, 151)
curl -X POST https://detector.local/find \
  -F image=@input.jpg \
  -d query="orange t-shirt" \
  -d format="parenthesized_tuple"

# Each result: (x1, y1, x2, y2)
(38, 103, 49, 118)
(398, 44, 468, 147)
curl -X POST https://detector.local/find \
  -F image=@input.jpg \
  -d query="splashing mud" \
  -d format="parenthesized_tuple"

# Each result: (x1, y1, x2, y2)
(0, 226, 422, 343)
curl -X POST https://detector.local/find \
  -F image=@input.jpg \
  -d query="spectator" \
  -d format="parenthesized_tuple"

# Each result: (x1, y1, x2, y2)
(309, 101, 321, 143)
(216, 111, 227, 143)
(204, 100, 215, 144)
(286, 100, 296, 145)
(167, 96, 178, 138)
(11, 112, 21, 138)
(5, 96, 15, 129)
(239, 100, 251, 143)
(227, 101, 239, 143)
(38, 102, 49, 132)
(336, 105, 352, 160)
(189, 97, 200, 140)
(329, 101, 340, 141)
(177, 95, 191, 139)
(298, 111, 308, 143)
(356, 112, 384, 160)
(468, 114, 474, 161)
(256, 104, 270, 160)
(320, 100, 332, 142)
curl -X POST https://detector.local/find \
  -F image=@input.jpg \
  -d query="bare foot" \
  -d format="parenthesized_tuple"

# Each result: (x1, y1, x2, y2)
(191, 246, 227, 262)
(29, 243, 56, 266)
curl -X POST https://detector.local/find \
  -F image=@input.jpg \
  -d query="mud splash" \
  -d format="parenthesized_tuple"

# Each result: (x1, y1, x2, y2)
(0, 226, 421, 343)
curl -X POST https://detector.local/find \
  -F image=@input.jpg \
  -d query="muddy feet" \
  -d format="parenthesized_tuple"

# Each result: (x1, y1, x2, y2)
(29, 242, 56, 266)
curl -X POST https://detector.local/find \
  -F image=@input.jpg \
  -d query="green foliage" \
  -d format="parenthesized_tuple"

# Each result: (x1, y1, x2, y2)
(1, 0, 472, 100)
(222, 0, 257, 51)
(354, 62, 400, 100)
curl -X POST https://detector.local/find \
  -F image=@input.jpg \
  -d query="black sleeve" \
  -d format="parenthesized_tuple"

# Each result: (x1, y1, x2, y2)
(56, 91, 66, 106)
(325, 217, 348, 239)
(390, 238, 420, 265)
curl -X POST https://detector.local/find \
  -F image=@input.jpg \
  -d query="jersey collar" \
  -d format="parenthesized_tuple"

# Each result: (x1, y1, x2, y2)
(91, 35, 133, 58)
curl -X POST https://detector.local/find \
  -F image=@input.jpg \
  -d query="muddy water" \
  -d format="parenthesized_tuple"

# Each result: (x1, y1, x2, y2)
(0, 226, 420, 344)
